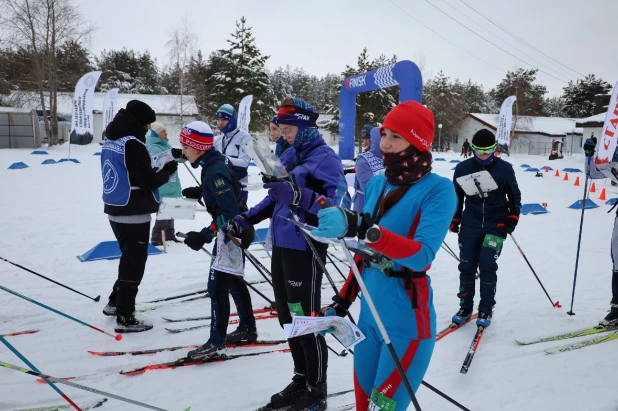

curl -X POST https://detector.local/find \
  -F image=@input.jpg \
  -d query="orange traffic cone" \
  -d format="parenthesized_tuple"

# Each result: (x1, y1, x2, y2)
(545, 166, 549, 173)
(555, 169, 560, 177)
(590, 182, 596, 193)
(599, 188, 607, 201)
(574, 176, 580, 186)
(563, 172, 569, 181)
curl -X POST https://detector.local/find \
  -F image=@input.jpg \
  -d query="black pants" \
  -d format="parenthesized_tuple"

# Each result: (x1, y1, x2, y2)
(272, 244, 328, 385)
(108, 221, 150, 317)
(151, 218, 175, 243)
(208, 247, 256, 345)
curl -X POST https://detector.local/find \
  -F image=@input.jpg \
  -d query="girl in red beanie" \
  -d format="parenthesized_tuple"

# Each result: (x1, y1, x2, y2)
(313, 101, 457, 411)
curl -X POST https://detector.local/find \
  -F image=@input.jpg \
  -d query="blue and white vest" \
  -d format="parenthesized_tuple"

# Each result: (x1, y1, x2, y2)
(354, 152, 385, 194)
(101, 136, 160, 206)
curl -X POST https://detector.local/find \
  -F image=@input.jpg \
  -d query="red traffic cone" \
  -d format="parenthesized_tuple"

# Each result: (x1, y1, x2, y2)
(555, 169, 560, 177)
(590, 182, 596, 193)
(563, 172, 569, 181)
(599, 188, 607, 201)
(574, 176, 580, 186)
(545, 166, 549, 173)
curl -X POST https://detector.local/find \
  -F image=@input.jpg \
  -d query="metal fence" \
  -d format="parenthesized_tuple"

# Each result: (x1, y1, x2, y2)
(0, 111, 41, 149)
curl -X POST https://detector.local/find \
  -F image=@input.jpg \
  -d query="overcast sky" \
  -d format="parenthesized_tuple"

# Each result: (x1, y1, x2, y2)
(78, 0, 617, 97)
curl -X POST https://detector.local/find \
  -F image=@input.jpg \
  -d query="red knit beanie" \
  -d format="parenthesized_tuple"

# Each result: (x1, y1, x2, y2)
(381, 101, 435, 152)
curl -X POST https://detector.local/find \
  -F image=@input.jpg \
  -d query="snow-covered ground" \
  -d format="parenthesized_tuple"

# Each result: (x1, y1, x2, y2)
(0, 145, 615, 411)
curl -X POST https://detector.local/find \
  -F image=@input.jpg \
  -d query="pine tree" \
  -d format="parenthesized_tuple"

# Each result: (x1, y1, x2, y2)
(490, 68, 547, 116)
(210, 16, 276, 132)
(96, 48, 162, 94)
(562, 74, 612, 118)
(56, 41, 93, 91)
(543, 96, 565, 117)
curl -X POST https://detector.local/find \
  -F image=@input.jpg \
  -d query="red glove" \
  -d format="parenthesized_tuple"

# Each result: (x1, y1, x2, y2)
(497, 215, 519, 234)
(449, 218, 461, 233)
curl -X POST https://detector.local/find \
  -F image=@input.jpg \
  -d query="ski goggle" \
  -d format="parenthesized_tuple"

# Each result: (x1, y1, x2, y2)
(471, 143, 497, 155)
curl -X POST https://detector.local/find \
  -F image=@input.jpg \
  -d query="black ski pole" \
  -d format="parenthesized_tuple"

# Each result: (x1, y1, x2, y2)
(327, 249, 349, 266)
(221, 232, 273, 286)
(177, 233, 275, 308)
(567, 159, 591, 316)
(326, 253, 348, 282)
(0, 256, 100, 302)
(509, 234, 561, 308)
(326, 343, 347, 357)
(182, 161, 201, 186)
(288, 207, 356, 325)
(442, 241, 459, 260)
(253, 228, 273, 260)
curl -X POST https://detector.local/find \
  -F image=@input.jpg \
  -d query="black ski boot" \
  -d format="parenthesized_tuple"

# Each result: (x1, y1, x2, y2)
(245, 327, 258, 343)
(102, 303, 116, 316)
(290, 383, 327, 411)
(115, 314, 152, 333)
(268, 371, 307, 408)
(187, 340, 226, 361)
(600, 304, 618, 326)
(452, 307, 473, 325)
(226, 326, 248, 344)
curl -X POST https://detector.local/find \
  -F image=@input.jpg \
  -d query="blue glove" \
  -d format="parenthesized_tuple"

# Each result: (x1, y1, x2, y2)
(318, 307, 336, 336)
(312, 207, 359, 239)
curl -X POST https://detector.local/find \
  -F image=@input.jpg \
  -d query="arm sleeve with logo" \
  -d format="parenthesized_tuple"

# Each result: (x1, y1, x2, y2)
(300, 154, 345, 213)
(367, 179, 458, 272)
(125, 139, 170, 191)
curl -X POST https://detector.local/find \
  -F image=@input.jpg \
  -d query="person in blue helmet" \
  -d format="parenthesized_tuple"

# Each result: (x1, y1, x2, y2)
(221, 97, 347, 411)
(214, 104, 252, 204)
(311, 101, 456, 411)
(270, 115, 290, 158)
(449, 129, 521, 328)
(360, 124, 373, 153)
(353, 127, 384, 212)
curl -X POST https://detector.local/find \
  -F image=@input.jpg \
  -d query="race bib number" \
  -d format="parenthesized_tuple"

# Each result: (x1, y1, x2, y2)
(369, 388, 397, 411)
(288, 302, 304, 317)
(482, 234, 504, 251)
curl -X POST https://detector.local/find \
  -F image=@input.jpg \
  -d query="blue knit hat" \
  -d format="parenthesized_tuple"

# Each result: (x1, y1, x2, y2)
(270, 115, 278, 126)
(216, 104, 238, 134)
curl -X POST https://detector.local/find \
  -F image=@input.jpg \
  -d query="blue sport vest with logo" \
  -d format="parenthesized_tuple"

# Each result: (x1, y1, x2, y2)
(101, 136, 160, 206)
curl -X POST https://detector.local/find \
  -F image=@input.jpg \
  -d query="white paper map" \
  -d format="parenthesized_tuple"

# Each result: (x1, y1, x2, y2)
(212, 233, 244, 276)
(283, 316, 365, 349)
(151, 149, 177, 183)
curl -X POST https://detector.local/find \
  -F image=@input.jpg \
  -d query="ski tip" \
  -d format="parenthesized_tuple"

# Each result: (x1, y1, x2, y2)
(183, 407, 191, 411)
(544, 350, 555, 355)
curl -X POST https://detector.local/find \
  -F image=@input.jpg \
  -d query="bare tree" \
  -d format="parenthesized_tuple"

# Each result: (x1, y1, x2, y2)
(166, 17, 197, 128)
(0, 0, 94, 146)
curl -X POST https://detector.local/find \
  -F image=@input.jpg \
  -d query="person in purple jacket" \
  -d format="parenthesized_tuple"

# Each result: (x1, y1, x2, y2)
(353, 127, 384, 212)
(222, 98, 345, 411)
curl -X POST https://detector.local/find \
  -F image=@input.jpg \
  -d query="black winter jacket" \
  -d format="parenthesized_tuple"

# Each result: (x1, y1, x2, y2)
(452, 157, 521, 228)
(103, 109, 171, 216)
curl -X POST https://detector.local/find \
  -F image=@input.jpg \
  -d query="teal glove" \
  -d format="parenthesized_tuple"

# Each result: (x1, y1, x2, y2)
(312, 207, 359, 239)
(318, 307, 336, 337)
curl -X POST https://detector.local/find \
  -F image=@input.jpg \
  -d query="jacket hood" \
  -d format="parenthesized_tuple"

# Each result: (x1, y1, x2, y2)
(369, 127, 382, 157)
(105, 109, 148, 142)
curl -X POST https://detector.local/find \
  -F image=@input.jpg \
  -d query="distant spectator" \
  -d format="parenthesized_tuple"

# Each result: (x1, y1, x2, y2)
(146, 121, 183, 245)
